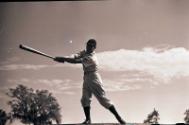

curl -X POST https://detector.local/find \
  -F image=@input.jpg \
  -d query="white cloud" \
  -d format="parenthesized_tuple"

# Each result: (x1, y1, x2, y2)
(102, 78, 142, 92)
(0, 63, 78, 71)
(7, 78, 80, 95)
(35, 79, 72, 88)
(7, 78, 31, 86)
(119, 71, 160, 86)
(0, 57, 20, 65)
(101, 72, 161, 92)
(0, 64, 49, 70)
(34, 79, 80, 94)
(2, 47, 189, 88)
(97, 47, 189, 82)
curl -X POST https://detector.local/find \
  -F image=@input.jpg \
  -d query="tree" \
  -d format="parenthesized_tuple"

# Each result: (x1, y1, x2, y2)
(184, 109, 189, 124)
(7, 84, 61, 125)
(0, 109, 7, 125)
(144, 108, 160, 124)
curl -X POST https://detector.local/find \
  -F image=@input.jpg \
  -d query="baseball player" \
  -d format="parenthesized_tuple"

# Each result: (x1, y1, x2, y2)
(54, 39, 126, 124)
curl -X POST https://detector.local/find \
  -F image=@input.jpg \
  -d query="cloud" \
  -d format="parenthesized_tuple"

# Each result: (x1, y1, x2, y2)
(6, 77, 143, 93)
(7, 78, 30, 83)
(0, 64, 49, 70)
(118, 71, 161, 86)
(6, 75, 154, 93)
(102, 71, 161, 92)
(102, 79, 142, 92)
(0, 63, 78, 71)
(97, 47, 189, 82)
(7, 78, 80, 95)
(0, 57, 20, 65)
(34, 79, 76, 89)
(36, 79, 80, 95)
(2, 47, 189, 84)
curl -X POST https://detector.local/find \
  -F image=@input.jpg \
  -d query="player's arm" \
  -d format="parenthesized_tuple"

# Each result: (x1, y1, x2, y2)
(54, 56, 82, 64)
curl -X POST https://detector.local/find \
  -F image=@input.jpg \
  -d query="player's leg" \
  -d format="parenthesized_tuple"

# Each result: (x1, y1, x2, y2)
(81, 83, 92, 124)
(90, 74, 126, 124)
(109, 105, 126, 124)
(82, 106, 91, 124)
(93, 87, 126, 124)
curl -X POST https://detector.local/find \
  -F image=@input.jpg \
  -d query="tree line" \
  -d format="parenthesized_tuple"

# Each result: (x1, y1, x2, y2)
(0, 85, 61, 125)
(0, 84, 189, 125)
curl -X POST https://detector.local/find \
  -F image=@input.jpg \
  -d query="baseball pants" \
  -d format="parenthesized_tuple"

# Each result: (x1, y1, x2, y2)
(81, 72, 113, 109)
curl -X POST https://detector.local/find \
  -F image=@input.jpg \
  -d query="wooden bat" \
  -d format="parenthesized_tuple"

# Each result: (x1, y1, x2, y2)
(19, 44, 55, 59)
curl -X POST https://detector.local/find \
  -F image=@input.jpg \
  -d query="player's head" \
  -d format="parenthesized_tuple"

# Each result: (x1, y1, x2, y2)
(86, 39, 97, 53)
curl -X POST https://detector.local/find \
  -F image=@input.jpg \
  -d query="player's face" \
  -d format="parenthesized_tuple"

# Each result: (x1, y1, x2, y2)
(86, 42, 96, 53)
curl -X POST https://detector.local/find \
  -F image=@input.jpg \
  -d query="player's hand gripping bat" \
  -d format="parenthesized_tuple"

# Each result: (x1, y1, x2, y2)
(19, 44, 55, 59)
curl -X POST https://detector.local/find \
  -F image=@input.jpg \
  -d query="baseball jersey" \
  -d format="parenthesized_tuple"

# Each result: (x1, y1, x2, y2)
(74, 50, 99, 73)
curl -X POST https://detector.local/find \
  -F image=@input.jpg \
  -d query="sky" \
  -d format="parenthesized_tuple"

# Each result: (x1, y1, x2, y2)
(0, 0, 189, 124)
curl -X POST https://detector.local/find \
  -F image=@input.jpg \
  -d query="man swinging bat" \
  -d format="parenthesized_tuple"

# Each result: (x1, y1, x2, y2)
(54, 39, 126, 124)
(19, 39, 126, 124)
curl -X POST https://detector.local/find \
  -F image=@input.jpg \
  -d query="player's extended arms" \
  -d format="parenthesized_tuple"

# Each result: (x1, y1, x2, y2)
(54, 57, 82, 64)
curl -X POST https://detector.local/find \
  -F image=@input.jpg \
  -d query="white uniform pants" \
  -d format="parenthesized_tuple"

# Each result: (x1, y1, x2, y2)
(81, 72, 113, 109)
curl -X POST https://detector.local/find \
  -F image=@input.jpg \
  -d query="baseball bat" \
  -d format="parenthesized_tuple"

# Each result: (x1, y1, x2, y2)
(19, 44, 55, 59)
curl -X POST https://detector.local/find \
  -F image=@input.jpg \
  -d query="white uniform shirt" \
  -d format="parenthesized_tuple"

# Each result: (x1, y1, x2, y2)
(74, 50, 99, 73)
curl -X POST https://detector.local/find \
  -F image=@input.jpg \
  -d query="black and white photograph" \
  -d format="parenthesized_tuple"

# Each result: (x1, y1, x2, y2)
(0, 1, 189, 125)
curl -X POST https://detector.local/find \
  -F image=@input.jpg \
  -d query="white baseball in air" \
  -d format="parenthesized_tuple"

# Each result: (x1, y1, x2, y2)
(69, 40, 73, 44)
